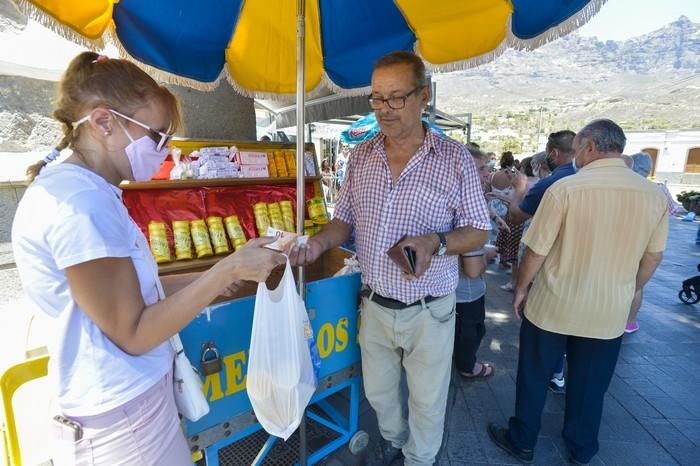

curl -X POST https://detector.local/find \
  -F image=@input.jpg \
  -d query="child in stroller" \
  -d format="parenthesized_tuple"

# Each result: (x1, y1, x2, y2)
(679, 263, 700, 304)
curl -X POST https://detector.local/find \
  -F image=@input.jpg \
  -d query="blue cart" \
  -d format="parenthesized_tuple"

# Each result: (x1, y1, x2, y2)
(177, 250, 366, 465)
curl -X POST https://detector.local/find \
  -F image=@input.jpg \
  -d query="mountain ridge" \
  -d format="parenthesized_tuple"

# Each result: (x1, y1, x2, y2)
(434, 16, 700, 150)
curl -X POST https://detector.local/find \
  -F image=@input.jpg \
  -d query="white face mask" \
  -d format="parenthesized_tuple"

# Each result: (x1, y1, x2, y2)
(73, 110, 171, 182)
(115, 117, 169, 181)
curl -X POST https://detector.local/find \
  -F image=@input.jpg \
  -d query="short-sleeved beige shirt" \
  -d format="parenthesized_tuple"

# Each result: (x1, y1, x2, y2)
(522, 158, 668, 339)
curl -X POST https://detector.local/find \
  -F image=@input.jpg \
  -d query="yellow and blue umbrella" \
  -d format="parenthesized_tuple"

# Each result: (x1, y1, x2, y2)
(17, 0, 607, 96)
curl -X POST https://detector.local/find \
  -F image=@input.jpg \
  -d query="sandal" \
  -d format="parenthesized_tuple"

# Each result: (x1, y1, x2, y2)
(460, 362, 495, 380)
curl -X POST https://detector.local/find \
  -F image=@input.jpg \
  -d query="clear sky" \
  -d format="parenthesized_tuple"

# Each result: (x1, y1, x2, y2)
(577, 0, 699, 41)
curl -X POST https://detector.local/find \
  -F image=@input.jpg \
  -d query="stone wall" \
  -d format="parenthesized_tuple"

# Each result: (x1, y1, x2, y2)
(0, 183, 25, 243)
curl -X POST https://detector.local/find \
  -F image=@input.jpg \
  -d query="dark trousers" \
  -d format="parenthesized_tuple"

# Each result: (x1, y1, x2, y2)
(508, 318, 622, 463)
(454, 296, 486, 373)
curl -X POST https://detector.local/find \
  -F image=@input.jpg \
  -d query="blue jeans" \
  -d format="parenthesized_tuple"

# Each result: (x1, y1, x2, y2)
(696, 223, 700, 244)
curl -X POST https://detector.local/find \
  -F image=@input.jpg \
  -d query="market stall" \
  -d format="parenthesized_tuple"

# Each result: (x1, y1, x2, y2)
(120, 139, 364, 465)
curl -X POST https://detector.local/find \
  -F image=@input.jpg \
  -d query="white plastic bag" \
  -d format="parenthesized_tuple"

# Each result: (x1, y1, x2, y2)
(247, 261, 318, 440)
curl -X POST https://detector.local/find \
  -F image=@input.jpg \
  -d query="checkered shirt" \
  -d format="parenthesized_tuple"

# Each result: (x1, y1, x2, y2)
(334, 130, 490, 304)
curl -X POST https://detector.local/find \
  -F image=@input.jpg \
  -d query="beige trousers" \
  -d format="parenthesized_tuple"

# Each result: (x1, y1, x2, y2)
(359, 293, 456, 466)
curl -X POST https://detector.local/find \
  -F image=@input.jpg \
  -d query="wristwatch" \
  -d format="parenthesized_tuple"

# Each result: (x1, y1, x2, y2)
(435, 232, 448, 256)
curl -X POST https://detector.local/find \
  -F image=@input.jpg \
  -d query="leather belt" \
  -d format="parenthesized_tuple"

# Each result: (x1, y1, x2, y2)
(360, 288, 441, 310)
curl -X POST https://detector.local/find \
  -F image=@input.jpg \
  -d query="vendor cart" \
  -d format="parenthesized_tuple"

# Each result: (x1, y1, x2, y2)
(121, 139, 367, 465)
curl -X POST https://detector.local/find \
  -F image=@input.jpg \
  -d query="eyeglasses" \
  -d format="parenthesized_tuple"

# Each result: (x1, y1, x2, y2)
(73, 109, 174, 151)
(368, 86, 423, 110)
(108, 109, 173, 151)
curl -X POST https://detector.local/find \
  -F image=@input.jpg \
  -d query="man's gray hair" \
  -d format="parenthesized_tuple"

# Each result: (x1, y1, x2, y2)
(630, 152, 653, 177)
(578, 119, 626, 154)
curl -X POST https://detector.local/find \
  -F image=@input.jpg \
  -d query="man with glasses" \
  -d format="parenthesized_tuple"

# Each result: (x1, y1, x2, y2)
(290, 51, 490, 466)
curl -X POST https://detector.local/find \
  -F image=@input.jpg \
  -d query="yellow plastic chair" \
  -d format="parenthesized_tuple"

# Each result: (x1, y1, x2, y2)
(1, 356, 49, 466)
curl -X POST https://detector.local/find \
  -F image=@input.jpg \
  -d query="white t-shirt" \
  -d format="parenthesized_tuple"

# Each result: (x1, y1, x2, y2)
(12, 163, 173, 416)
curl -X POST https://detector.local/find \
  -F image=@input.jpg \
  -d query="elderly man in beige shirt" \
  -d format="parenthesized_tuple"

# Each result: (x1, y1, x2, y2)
(488, 119, 668, 465)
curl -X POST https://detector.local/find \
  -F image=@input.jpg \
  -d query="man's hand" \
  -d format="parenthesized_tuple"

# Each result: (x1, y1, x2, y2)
(398, 233, 440, 280)
(288, 237, 325, 266)
(513, 287, 529, 320)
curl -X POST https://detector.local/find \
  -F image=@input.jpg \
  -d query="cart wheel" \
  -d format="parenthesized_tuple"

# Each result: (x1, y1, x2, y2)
(348, 430, 369, 455)
(678, 288, 700, 304)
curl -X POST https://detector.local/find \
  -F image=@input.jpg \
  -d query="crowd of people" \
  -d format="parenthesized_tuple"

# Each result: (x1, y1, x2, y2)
(11, 48, 672, 466)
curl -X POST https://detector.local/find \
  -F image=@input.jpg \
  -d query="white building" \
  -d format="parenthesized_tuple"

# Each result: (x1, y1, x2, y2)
(625, 130, 700, 196)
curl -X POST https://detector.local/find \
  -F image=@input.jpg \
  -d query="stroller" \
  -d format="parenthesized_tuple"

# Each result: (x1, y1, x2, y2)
(678, 263, 700, 304)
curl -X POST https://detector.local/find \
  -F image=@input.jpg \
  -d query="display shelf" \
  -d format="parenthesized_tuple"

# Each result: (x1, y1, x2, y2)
(120, 176, 321, 191)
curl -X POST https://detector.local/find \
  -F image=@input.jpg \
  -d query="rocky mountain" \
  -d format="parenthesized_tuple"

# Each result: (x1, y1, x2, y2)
(434, 16, 700, 152)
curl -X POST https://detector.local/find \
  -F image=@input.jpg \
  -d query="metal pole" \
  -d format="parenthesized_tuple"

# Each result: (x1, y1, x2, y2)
(429, 81, 437, 124)
(295, 1, 308, 465)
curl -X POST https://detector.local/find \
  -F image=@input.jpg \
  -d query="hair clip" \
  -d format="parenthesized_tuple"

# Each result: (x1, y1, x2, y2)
(43, 148, 60, 164)
(92, 54, 109, 64)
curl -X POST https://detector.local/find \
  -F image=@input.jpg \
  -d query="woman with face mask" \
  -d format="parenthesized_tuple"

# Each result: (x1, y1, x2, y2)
(12, 52, 286, 465)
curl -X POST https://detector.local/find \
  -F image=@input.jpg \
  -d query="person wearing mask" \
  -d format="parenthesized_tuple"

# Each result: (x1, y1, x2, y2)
(487, 131, 577, 394)
(488, 120, 667, 465)
(12, 52, 285, 465)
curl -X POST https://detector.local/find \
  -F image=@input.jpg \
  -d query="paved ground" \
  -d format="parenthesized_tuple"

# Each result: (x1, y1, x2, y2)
(324, 216, 700, 466)
(2, 217, 700, 465)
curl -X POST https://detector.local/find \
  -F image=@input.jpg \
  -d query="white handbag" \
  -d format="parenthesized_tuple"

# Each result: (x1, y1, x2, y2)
(152, 276, 210, 422)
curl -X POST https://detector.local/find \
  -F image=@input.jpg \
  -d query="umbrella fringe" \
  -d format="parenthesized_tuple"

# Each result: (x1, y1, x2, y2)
(507, 0, 608, 50)
(108, 31, 226, 91)
(12, 0, 105, 50)
(420, 40, 510, 73)
(321, 74, 371, 97)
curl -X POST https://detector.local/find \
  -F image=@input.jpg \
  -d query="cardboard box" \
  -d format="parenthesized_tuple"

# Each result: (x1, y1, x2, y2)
(240, 164, 269, 178)
(236, 151, 269, 166)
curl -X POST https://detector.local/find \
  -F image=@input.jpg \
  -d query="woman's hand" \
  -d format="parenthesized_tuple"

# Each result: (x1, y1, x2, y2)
(217, 237, 287, 283)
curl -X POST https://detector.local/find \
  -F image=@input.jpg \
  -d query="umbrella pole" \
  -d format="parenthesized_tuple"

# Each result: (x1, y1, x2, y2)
(296, 1, 308, 466)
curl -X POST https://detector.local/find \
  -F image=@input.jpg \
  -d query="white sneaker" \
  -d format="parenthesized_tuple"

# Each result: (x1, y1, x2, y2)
(500, 282, 514, 291)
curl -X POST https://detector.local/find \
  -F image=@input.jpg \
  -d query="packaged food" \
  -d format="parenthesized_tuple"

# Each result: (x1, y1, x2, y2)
(280, 200, 295, 232)
(253, 202, 271, 237)
(191, 219, 214, 258)
(267, 202, 286, 231)
(148, 221, 171, 263)
(267, 153, 278, 177)
(240, 164, 269, 178)
(284, 151, 297, 177)
(306, 196, 328, 222)
(304, 151, 316, 176)
(236, 151, 269, 165)
(207, 216, 231, 255)
(274, 151, 289, 177)
(303, 220, 316, 237)
(172, 220, 193, 260)
(224, 215, 248, 250)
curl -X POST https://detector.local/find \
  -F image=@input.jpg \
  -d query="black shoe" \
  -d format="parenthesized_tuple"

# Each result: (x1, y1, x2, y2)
(568, 454, 590, 465)
(364, 438, 404, 466)
(487, 423, 534, 464)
